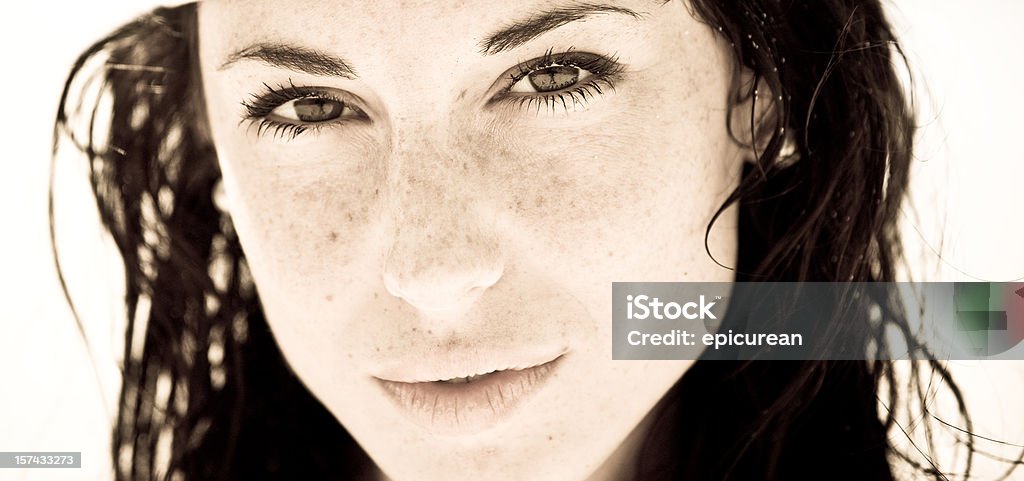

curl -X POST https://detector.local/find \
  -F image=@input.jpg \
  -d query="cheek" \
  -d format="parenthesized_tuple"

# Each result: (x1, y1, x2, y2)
(214, 133, 387, 291)
(481, 107, 736, 266)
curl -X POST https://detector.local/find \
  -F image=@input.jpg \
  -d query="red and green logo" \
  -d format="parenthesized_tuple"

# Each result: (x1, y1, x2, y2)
(954, 283, 1024, 356)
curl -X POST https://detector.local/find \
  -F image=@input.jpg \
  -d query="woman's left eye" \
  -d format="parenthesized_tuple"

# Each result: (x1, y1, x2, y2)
(498, 50, 624, 113)
(510, 65, 585, 93)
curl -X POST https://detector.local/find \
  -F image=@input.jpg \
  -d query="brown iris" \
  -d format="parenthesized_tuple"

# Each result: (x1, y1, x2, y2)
(292, 98, 344, 122)
(527, 66, 580, 92)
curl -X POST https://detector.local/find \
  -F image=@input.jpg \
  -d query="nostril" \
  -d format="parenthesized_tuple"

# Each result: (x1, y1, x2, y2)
(473, 268, 503, 292)
(382, 273, 405, 300)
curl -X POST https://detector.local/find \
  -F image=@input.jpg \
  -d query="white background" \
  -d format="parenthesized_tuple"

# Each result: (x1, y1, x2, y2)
(1, 2, 1022, 480)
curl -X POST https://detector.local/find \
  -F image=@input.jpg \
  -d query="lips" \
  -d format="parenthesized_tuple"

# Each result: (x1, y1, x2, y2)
(376, 355, 563, 435)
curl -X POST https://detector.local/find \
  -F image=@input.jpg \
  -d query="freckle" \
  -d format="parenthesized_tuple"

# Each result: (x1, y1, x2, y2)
(375, 347, 380, 352)
(463, 162, 469, 170)
(412, 327, 418, 332)
(547, 435, 553, 441)
(374, 292, 379, 299)
(608, 251, 614, 257)
(427, 329, 433, 335)
(328, 231, 339, 241)
(325, 294, 334, 302)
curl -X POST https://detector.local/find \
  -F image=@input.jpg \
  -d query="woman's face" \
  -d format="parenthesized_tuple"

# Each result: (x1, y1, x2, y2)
(199, 1, 741, 480)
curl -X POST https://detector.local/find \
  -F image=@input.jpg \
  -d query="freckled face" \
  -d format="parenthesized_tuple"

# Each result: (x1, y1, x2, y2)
(199, 1, 741, 480)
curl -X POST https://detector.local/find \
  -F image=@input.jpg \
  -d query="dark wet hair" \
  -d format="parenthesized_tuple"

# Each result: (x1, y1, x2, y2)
(51, 2, 1010, 480)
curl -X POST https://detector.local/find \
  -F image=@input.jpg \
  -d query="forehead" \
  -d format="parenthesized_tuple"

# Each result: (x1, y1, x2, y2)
(198, 0, 662, 61)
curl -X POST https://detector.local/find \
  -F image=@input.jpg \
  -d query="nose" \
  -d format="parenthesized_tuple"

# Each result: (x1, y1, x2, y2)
(380, 128, 505, 316)
(382, 255, 503, 315)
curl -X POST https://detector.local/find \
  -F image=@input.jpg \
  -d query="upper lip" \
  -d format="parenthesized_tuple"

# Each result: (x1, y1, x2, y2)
(372, 346, 568, 383)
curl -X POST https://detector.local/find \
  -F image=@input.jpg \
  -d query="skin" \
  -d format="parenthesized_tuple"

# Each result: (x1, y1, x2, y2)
(198, 1, 746, 480)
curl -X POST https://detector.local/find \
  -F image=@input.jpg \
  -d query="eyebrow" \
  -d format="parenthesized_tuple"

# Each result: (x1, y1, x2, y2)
(479, 3, 645, 55)
(219, 43, 357, 78)
(218, 3, 644, 77)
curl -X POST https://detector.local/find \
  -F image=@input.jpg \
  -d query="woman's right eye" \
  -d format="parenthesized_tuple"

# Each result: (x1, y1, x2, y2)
(269, 97, 362, 123)
(241, 82, 368, 139)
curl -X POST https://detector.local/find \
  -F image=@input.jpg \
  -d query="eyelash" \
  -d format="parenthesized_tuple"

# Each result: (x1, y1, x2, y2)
(240, 48, 624, 140)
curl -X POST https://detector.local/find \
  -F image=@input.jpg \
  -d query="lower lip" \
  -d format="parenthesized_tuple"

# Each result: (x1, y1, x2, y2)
(377, 357, 562, 435)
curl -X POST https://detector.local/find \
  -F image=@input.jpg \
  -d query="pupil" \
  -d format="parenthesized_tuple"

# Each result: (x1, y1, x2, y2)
(293, 98, 343, 122)
(527, 66, 579, 92)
